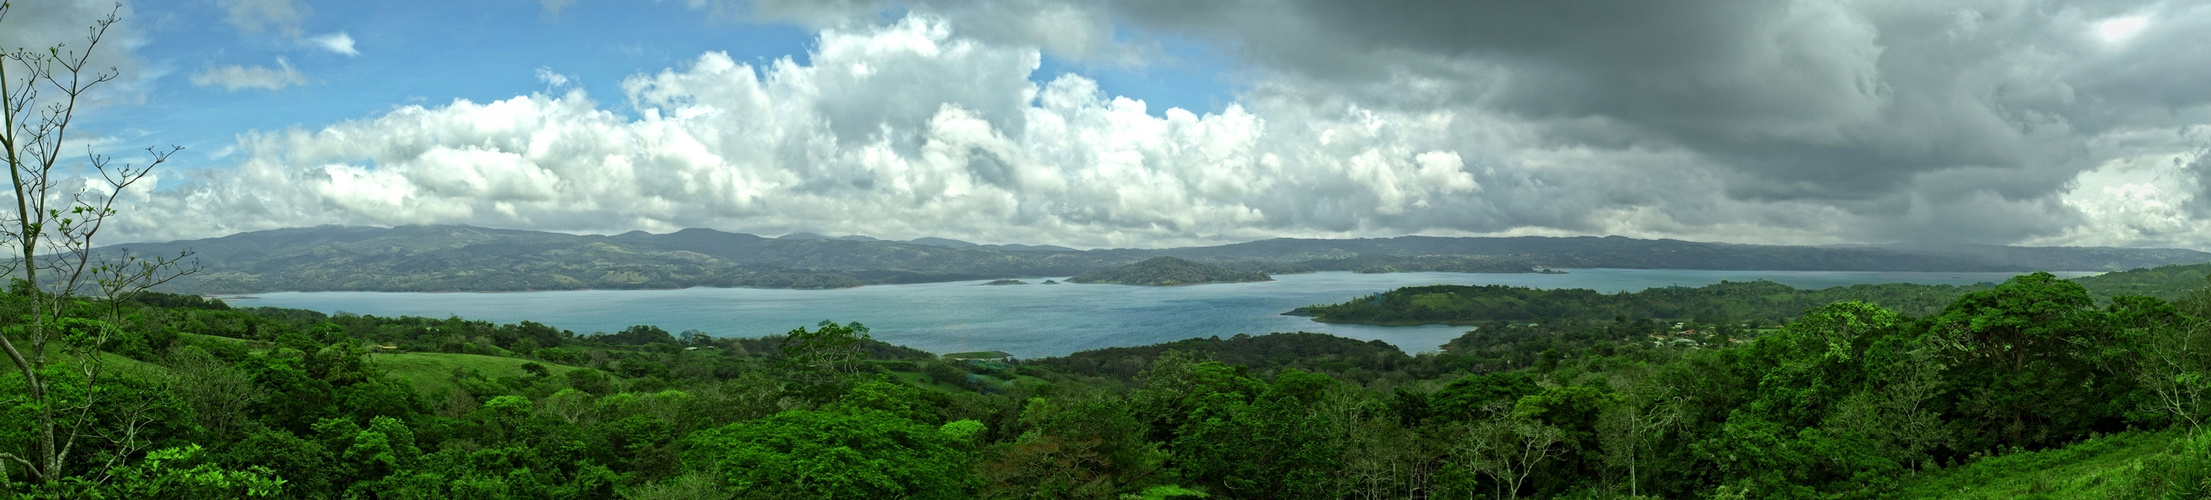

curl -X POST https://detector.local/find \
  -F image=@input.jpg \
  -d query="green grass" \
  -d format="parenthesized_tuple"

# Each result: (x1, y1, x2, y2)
(178, 332, 250, 345)
(1891, 429, 2185, 499)
(884, 369, 1049, 394)
(887, 370, 969, 393)
(1410, 293, 1458, 309)
(373, 351, 581, 397)
(94, 351, 171, 379)
(0, 349, 171, 385)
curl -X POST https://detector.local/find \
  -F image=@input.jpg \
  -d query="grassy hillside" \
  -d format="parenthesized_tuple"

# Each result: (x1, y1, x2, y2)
(374, 351, 585, 397)
(1891, 428, 2200, 499)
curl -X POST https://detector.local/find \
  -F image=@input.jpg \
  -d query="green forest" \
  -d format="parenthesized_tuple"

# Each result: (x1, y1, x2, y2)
(0, 271, 2207, 498)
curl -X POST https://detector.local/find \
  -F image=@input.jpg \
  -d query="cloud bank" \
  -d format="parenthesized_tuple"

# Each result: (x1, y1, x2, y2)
(92, 1, 2211, 249)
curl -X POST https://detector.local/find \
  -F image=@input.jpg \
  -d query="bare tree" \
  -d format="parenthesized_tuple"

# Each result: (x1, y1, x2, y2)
(1446, 405, 1566, 500)
(162, 346, 267, 441)
(2131, 320, 2211, 432)
(0, 2, 195, 486)
(1599, 373, 1684, 498)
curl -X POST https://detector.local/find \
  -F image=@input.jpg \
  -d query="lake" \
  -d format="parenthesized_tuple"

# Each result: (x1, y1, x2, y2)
(223, 269, 2093, 358)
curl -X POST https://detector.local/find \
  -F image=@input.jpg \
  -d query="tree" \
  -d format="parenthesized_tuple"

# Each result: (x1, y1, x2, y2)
(161, 345, 266, 441)
(778, 320, 870, 376)
(1925, 272, 2112, 448)
(1823, 346, 1950, 471)
(1599, 370, 1684, 498)
(1444, 409, 1566, 500)
(0, 2, 196, 486)
(2129, 302, 2211, 432)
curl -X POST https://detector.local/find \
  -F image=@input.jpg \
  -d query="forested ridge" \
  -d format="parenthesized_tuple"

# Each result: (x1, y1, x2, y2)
(3, 271, 2211, 498)
(98, 224, 2211, 294)
(1292, 280, 1984, 326)
(1068, 257, 1273, 286)
(1294, 264, 2211, 326)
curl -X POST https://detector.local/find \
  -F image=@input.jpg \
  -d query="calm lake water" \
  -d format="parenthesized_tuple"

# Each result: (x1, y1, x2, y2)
(224, 269, 2095, 358)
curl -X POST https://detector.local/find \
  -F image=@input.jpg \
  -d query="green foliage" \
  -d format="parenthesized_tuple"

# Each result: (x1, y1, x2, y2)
(214, 429, 333, 497)
(1170, 369, 1345, 499)
(596, 324, 677, 346)
(1432, 372, 1543, 422)
(684, 408, 978, 499)
(97, 444, 285, 499)
(981, 394, 1165, 498)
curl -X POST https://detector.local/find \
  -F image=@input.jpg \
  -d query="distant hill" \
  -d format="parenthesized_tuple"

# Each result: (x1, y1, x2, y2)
(1068, 257, 1272, 286)
(1172, 236, 2211, 273)
(100, 225, 1148, 293)
(1292, 265, 2211, 326)
(908, 237, 977, 248)
(2070, 262, 2211, 301)
(91, 225, 2211, 294)
(1291, 280, 1985, 326)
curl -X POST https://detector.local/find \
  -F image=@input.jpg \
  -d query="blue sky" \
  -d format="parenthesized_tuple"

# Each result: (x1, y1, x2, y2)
(9, 0, 2211, 250)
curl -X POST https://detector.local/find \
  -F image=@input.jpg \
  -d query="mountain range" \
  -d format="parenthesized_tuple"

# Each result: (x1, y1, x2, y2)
(90, 225, 2211, 294)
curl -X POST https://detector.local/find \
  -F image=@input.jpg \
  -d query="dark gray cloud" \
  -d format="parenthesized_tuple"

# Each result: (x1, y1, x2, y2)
(1080, 0, 2211, 245)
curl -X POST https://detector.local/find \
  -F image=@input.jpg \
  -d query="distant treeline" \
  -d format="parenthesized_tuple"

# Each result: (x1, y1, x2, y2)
(1297, 263, 2211, 326)
(105, 224, 2211, 294)
(1294, 280, 1988, 325)
(2073, 261, 2211, 301)
(1068, 257, 1272, 285)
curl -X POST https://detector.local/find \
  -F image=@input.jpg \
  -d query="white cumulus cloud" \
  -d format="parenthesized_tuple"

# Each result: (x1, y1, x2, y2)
(113, 16, 1503, 247)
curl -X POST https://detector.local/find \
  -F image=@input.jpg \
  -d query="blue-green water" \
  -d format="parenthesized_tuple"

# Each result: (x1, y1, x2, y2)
(223, 269, 2091, 358)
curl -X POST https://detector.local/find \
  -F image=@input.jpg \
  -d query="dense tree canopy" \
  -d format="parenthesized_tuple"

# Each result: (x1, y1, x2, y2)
(1, 270, 2209, 498)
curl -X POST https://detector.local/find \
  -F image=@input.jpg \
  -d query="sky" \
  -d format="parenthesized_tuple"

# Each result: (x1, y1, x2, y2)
(4, 0, 2210, 250)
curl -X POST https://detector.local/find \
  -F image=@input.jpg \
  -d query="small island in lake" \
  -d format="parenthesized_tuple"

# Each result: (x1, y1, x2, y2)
(981, 279, 1029, 285)
(1068, 256, 1273, 286)
(1041, 279, 1060, 284)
